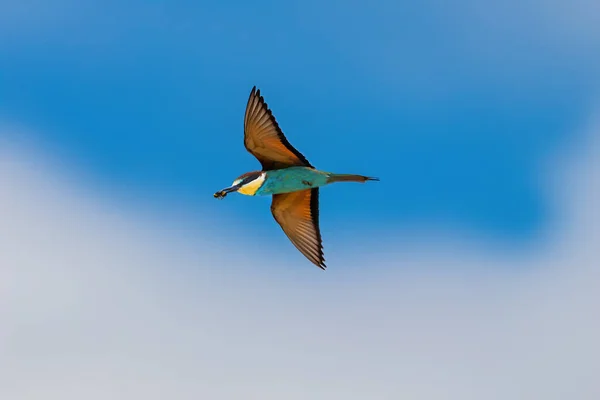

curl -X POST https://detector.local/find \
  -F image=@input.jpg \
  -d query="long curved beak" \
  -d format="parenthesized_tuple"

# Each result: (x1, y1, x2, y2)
(214, 184, 241, 199)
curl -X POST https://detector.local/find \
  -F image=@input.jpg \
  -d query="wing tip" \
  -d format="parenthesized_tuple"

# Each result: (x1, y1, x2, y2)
(248, 86, 259, 102)
(311, 188, 326, 271)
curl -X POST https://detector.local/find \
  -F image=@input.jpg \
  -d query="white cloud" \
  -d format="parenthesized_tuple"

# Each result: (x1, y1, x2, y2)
(0, 118, 599, 400)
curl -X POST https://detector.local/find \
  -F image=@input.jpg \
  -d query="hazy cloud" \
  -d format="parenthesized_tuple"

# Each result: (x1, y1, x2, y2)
(1, 114, 599, 400)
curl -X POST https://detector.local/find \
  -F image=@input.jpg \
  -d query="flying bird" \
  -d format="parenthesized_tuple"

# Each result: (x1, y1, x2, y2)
(214, 86, 378, 269)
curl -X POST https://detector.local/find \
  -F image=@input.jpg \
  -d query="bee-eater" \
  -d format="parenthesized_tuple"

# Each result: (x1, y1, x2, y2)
(214, 86, 378, 269)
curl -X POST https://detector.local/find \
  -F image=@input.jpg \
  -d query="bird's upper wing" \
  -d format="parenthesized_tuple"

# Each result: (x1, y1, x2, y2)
(270, 188, 325, 269)
(244, 86, 313, 171)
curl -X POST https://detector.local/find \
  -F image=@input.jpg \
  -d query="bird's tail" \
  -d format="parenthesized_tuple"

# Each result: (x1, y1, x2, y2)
(326, 173, 379, 184)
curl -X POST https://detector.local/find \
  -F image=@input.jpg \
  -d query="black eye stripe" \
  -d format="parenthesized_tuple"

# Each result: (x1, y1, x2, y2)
(242, 175, 257, 184)
(235, 172, 261, 186)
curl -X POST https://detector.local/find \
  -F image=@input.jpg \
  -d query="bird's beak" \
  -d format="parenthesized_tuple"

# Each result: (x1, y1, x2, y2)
(214, 184, 241, 199)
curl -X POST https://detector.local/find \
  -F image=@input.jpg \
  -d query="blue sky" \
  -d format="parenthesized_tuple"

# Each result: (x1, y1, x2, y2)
(2, 2, 600, 399)
(1, 0, 599, 255)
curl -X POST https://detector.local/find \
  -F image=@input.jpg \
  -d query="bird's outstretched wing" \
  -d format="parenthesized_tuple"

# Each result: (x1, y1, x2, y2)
(244, 86, 313, 171)
(270, 188, 325, 269)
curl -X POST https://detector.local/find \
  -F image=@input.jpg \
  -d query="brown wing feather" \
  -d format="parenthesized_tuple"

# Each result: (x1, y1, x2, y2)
(244, 86, 313, 171)
(270, 188, 325, 269)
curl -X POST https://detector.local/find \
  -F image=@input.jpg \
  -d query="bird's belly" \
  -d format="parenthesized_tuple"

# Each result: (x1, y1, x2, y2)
(256, 167, 329, 195)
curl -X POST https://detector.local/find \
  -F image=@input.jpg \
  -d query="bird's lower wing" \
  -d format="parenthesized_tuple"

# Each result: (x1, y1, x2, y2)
(270, 188, 325, 269)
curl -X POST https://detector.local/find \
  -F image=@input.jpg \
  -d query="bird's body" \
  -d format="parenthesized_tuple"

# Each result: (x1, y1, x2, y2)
(237, 167, 334, 196)
(214, 86, 378, 269)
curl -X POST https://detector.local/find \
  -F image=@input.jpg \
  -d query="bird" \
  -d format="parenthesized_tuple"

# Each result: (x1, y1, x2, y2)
(214, 86, 378, 269)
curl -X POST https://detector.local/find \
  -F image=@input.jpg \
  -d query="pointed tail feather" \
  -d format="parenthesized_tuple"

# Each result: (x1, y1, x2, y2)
(327, 173, 379, 184)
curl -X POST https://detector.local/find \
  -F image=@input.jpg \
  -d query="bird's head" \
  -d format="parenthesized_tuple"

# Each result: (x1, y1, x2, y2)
(214, 171, 266, 199)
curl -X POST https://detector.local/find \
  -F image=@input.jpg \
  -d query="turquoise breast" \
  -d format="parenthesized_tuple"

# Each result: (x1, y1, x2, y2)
(255, 167, 330, 196)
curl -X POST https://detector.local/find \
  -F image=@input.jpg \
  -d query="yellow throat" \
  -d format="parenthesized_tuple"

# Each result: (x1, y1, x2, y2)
(237, 173, 266, 196)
